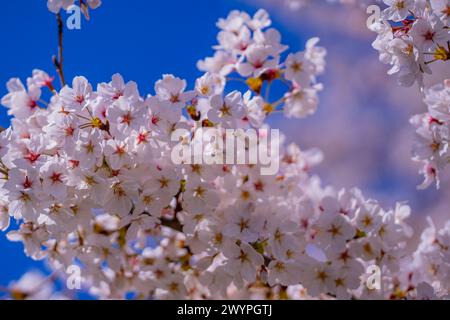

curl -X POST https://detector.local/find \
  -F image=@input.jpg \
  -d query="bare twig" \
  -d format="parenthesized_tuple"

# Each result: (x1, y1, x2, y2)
(52, 13, 66, 87)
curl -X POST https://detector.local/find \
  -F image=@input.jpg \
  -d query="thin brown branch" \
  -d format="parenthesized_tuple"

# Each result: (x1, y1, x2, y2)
(52, 13, 66, 87)
(140, 208, 183, 233)
(160, 217, 183, 233)
(158, 184, 185, 233)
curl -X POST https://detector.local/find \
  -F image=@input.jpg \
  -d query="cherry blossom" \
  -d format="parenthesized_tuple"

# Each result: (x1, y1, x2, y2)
(2, 2, 450, 301)
(411, 80, 450, 188)
(370, 1, 450, 88)
(3, 271, 66, 300)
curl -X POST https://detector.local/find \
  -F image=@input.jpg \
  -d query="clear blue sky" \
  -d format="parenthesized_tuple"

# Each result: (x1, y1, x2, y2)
(0, 0, 305, 289)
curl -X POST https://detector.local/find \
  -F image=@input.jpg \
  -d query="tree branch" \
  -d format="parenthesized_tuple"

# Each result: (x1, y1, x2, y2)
(160, 216, 183, 232)
(52, 13, 66, 87)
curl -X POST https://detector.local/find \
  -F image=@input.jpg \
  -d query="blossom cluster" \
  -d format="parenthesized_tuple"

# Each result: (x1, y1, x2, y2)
(0, 5, 449, 300)
(197, 9, 326, 119)
(412, 218, 450, 299)
(371, 0, 450, 87)
(368, 1, 450, 188)
(410, 79, 450, 188)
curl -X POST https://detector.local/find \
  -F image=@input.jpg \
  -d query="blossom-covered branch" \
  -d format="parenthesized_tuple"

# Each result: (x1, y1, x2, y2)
(369, 1, 450, 188)
(370, 0, 449, 88)
(0, 2, 449, 300)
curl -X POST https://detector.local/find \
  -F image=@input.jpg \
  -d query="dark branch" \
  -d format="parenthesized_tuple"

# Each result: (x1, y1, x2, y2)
(52, 13, 66, 87)
(160, 217, 183, 233)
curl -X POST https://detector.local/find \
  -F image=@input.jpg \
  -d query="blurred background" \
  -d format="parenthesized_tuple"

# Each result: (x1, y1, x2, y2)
(1, 0, 449, 294)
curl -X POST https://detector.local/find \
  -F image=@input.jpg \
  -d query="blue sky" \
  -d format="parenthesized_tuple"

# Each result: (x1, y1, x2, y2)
(0, 0, 307, 290)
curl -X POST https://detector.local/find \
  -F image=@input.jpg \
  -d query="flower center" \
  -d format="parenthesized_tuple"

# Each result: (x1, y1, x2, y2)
(395, 1, 405, 9)
(50, 172, 62, 184)
(291, 61, 302, 73)
(424, 31, 435, 41)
